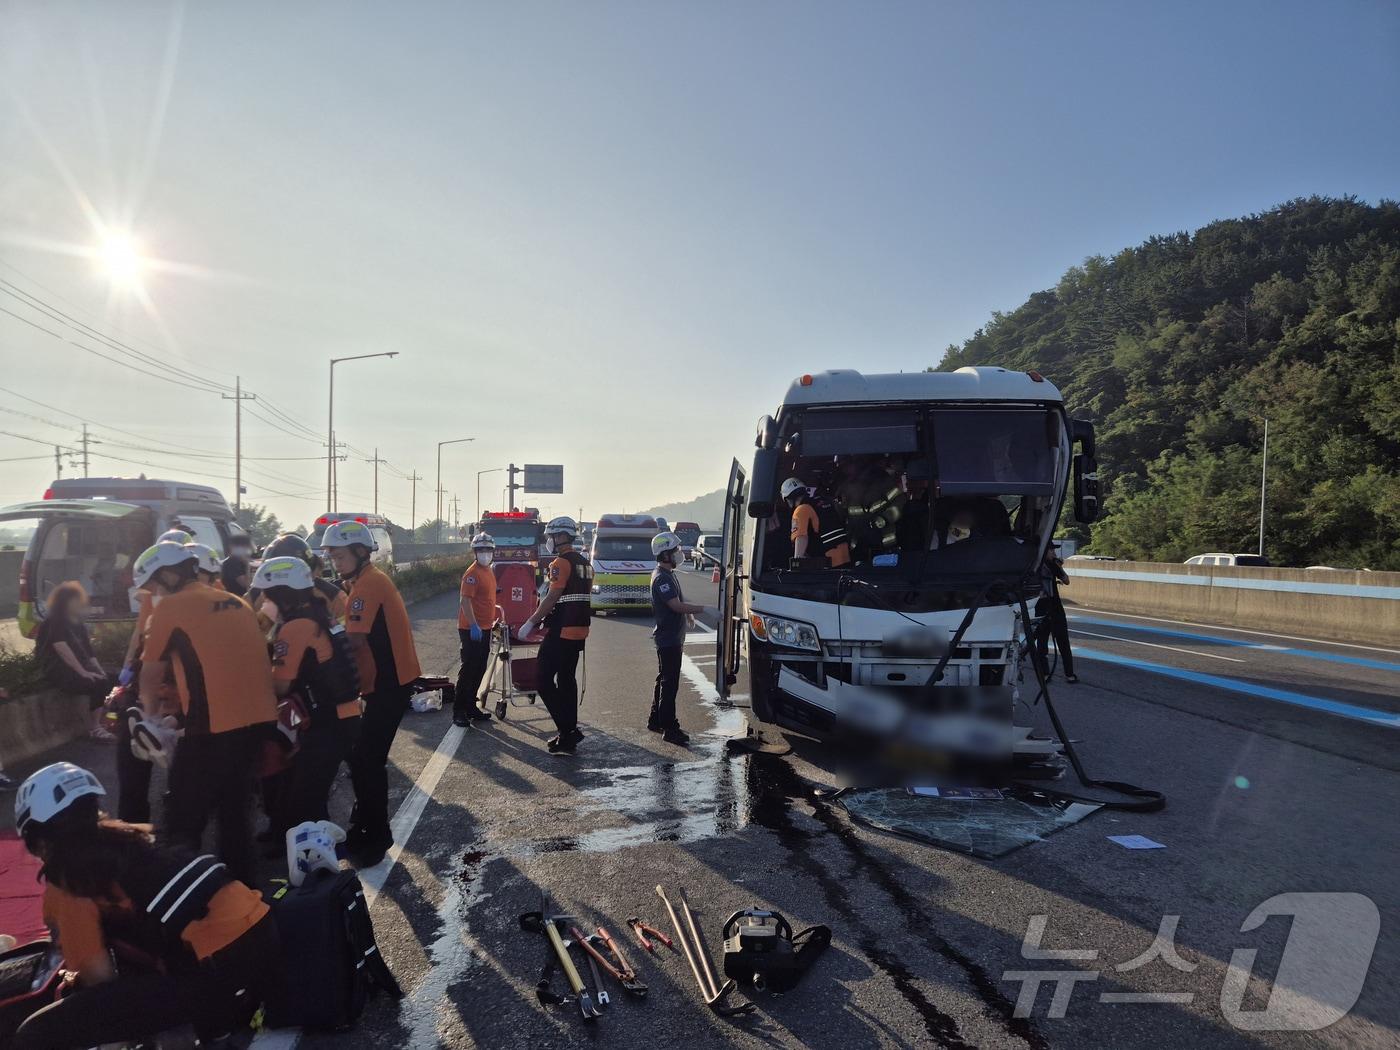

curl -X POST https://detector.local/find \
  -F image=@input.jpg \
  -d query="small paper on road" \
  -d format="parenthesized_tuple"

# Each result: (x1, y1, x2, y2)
(1107, 834, 1165, 850)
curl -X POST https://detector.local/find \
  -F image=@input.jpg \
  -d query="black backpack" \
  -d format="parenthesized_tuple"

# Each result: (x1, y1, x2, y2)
(263, 869, 402, 1031)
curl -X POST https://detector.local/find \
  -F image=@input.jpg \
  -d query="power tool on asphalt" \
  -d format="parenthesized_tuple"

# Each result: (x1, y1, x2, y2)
(721, 909, 831, 993)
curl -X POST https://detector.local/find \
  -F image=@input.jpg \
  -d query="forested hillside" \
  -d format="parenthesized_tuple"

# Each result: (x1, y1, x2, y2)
(938, 197, 1400, 569)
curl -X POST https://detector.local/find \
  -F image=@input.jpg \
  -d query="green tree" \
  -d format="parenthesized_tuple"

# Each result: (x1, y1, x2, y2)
(936, 196, 1400, 569)
(233, 504, 283, 547)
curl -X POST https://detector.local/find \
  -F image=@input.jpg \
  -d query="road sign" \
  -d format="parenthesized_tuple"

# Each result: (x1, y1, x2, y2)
(523, 464, 564, 494)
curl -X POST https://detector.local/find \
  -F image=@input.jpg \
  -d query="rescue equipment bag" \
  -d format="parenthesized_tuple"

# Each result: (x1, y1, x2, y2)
(264, 869, 402, 1031)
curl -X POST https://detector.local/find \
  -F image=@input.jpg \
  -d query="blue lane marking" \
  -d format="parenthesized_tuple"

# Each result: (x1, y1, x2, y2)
(1074, 647, 1400, 729)
(1067, 617, 1400, 674)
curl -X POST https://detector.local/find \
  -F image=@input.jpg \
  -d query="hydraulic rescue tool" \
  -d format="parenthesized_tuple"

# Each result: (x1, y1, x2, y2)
(655, 885, 754, 1017)
(721, 909, 832, 992)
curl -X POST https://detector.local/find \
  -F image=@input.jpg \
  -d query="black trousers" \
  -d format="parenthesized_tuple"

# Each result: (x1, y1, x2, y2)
(50, 668, 115, 711)
(13, 913, 281, 1050)
(163, 725, 264, 887)
(115, 706, 153, 824)
(1035, 591, 1076, 677)
(650, 645, 683, 730)
(349, 684, 411, 838)
(537, 632, 584, 736)
(280, 715, 360, 832)
(454, 630, 492, 715)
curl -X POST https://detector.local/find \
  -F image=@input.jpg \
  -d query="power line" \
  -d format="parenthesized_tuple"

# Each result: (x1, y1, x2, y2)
(0, 306, 229, 394)
(0, 280, 233, 395)
(0, 260, 243, 383)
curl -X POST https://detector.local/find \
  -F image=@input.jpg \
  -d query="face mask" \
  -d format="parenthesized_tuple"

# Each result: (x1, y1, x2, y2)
(476, 551, 493, 567)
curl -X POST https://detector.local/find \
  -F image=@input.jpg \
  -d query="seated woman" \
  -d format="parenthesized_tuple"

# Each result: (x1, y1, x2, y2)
(34, 582, 116, 741)
(11, 763, 280, 1050)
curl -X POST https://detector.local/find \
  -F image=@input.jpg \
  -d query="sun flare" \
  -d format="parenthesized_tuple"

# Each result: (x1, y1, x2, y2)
(96, 230, 145, 288)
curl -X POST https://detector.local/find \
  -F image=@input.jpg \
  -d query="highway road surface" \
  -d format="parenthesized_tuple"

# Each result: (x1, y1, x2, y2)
(11, 569, 1397, 1049)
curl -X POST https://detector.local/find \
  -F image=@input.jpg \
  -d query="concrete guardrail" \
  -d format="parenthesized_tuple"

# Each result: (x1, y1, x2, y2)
(1063, 561, 1400, 648)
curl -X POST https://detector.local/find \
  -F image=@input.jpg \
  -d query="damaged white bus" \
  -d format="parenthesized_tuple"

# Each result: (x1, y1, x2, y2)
(716, 367, 1103, 785)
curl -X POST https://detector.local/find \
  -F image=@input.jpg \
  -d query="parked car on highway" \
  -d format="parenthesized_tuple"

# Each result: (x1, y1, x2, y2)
(0, 476, 244, 636)
(1185, 552, 1271, 567)
(693, 533, 725, 570)
(309, 511, 395, 570)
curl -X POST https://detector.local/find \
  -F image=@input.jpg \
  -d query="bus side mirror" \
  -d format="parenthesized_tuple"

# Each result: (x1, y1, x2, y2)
(1073, 453, 1100, 523)
(1071, 418, 1096, 457)
(748, 448, 778, 519)
(755, 415, 778, 450)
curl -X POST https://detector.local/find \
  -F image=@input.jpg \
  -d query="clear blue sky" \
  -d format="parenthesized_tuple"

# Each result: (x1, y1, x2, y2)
(1, 0, 1396, 527)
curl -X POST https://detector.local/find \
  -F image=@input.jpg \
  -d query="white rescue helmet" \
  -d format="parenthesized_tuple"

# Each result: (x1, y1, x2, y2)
(320, 520, 378, 552)
(545, 516, 578, 542)
(16, 762, 105, 835)
(185, 543, 223, 576)
(132, 541, 198, 588)
(252, 556, 314, 591)
(157, 528, 192, 544)
(780, 478, 807, 502)
(470, 531, 496, 551)
(651, 532, 682, 559)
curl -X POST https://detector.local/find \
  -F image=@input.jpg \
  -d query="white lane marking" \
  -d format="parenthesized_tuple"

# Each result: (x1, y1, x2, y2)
(679, 649, 723, 702)
(1070, 606, 1400, 655)
(361, 723, 466, 908)
(252, 720, 466, 1050)
(1071, 628, 1245, 663)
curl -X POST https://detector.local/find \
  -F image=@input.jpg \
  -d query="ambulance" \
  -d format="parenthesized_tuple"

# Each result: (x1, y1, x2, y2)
(589, 514, 660, 611)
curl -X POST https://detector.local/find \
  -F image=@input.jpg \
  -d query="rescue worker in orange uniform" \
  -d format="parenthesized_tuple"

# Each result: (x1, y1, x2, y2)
(321, 521, 421, 868)
(135, 541, 278, 885)
(261, 532, 349, 623)
(11, 763, 279, 1050)
(519, 516, 592, 755)
(256, 556, 363, 835)
(454, 532, 499, 727)
(783, 476, 851, 568)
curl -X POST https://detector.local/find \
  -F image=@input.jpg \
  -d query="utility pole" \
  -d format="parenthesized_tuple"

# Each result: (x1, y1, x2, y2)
(221, 377, 257, 512)
(407, 471, 422, 538)
(54, 446, 64, 479)
(76, 424, 99, 477)
(364, 448, 387, 515)
(450, 495, 461, 538)
(1258, 418, 1269, 557)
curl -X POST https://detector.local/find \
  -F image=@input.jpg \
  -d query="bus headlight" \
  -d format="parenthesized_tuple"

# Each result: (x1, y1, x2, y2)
(751, 613, 820, 651)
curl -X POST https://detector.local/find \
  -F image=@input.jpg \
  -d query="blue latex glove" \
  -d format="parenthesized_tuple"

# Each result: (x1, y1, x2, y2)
(118, 666, 135, 687)
(469, 623, 483, 642)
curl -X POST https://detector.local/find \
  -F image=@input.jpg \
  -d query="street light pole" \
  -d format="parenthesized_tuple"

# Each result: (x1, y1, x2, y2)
(327, 352, 398, 511)
(476, 467, 504, 526)
(435, 438, 475, 542)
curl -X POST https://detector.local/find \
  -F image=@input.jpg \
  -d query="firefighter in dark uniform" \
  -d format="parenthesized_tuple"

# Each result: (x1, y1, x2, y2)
(12, 763, 280, 1049)
(519, 516, 592, 755)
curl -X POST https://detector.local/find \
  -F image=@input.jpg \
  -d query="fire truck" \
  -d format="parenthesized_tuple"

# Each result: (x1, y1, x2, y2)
(474, 510, 546, 564)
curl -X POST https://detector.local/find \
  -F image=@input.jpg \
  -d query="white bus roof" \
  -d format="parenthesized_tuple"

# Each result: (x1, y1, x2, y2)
(780, 367, 1063, 407)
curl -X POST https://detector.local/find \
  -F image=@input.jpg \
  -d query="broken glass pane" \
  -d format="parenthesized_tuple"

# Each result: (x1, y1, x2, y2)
(836, 786, 1102, 859)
